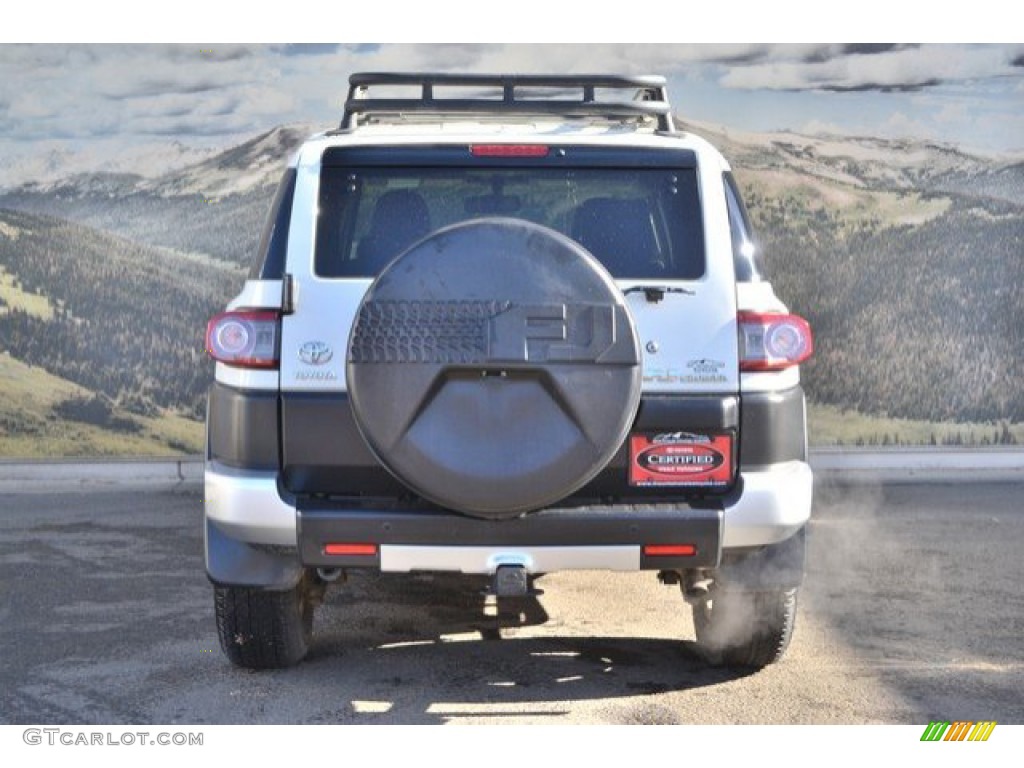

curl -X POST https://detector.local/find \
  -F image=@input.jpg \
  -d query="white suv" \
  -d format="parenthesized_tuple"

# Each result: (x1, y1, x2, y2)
(204, 73, 814, 669)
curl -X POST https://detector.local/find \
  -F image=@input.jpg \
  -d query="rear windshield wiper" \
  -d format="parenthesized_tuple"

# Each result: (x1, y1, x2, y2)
(623, 285, 695, 303)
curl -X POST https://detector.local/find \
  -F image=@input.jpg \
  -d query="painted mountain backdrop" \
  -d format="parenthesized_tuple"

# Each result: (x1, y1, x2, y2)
(0, 122, 1021, 455)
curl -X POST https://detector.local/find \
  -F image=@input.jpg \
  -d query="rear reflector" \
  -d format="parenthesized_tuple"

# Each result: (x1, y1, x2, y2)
(206, 310, 280, 369)
(738, 311, 813, 372)
(324, 543, 378, 557)
(643, 544, 697, 557)
(470, 144, 550, 157)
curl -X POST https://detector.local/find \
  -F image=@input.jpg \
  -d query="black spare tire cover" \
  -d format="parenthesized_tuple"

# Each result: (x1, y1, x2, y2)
(347, 217, 642, 519)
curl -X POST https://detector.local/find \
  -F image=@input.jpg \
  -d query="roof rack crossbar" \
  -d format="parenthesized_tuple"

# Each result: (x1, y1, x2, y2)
(341, 72, 676, 132)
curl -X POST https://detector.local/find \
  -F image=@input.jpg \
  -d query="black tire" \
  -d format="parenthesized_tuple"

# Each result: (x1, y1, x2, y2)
(214, 575, 317, 669)
(691, 587, 798, 668)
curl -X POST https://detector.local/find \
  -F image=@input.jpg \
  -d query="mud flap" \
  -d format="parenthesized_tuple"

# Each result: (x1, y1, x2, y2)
(205, 520, 304, 591)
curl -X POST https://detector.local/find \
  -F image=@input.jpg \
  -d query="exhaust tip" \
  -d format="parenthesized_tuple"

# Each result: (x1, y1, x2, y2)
(316, 567, 344, 583)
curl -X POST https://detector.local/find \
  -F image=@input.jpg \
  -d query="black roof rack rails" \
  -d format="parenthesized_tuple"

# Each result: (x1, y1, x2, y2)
(340, 72, 676, 133)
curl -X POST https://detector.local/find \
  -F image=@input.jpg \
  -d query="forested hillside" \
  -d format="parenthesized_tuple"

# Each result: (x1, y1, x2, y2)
(0, 185, 273, 267)
(750, 191, 1024, 424)
(0, 208, 242, 423)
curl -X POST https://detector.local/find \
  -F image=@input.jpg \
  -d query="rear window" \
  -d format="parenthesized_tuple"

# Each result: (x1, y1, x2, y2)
(315, 165, 705, 279)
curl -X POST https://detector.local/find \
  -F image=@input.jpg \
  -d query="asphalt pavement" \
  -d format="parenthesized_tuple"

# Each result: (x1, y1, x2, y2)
(0, 479, 1021, 724)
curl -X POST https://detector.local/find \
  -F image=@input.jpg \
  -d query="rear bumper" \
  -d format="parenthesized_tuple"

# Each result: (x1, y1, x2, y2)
(204, 461, 297, 547)
(721, 460, 813, 547)
(297, 501, 723, 571)
(204, 458, 812, 580)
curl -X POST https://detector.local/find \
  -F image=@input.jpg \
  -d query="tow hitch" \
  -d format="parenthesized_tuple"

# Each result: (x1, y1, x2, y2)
(491, 565, 538, 598)
(478, 566, 548, 638)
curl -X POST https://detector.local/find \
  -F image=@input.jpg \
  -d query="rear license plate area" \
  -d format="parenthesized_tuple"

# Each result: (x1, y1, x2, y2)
(628, 432, 734, 488)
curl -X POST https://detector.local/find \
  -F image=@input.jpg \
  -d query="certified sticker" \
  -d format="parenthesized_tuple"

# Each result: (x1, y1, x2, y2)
(629, 433, 733, 488)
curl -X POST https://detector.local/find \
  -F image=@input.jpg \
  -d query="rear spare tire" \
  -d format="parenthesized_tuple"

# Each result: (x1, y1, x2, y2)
(347, 217, 641, 519)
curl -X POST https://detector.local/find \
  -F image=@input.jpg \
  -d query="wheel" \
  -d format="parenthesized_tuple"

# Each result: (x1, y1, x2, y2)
(346, 217, 642, 518)
(691, 587, 798, 668)
(214, 573, 318, 669)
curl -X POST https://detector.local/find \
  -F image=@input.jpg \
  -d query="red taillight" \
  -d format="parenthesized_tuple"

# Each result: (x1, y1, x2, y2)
(205, 310, 280, 369)
(738, 311, 813, 372)
(324, 543, 378, 557)
(644, 544, 697, 557)
(470, 144, 550, 157)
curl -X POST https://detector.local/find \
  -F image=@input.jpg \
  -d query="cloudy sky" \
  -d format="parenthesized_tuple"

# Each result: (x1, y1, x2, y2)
(1, 40, 1022, 183)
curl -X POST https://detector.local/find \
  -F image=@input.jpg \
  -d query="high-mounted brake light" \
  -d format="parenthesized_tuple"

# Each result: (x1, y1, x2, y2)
(738, 311, 813, 372)
(470, 144, 550, 157)
(205, 310, 280, 369)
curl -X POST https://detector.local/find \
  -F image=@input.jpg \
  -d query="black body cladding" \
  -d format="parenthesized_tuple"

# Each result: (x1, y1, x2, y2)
(207, 382, 807, 500)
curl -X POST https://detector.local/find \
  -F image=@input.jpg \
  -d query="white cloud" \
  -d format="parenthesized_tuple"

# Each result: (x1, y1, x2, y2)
(719, 44, 1018, 92)
(0, 45, 295, 141)
(9, 93, 57, 119)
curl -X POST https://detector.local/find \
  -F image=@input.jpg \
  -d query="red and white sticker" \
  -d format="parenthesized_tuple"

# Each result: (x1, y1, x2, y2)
(629, 432, 733, 488)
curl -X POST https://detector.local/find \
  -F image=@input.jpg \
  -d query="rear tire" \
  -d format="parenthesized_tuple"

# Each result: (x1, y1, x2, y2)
(692, 587, 797, 668)
(214, 573, 318, 669)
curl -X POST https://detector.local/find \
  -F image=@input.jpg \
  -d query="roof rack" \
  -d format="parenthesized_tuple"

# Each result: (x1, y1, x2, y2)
(340, 73, 676, 133)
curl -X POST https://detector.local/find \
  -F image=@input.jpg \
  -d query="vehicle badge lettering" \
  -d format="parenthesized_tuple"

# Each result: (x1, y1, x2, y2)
(686, 358, 726, 375)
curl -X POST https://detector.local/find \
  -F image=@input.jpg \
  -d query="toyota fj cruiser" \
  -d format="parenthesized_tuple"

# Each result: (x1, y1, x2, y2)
(204, 73, 814, 670)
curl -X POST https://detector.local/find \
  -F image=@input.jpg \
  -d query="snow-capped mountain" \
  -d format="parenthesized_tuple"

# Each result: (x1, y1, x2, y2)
(680, 119, 1024, 202)
(0, 125, 318, 265)
(5, 119, 1021, 203)
(0, 140, 224, 193)
(139, 124, 318, 198)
